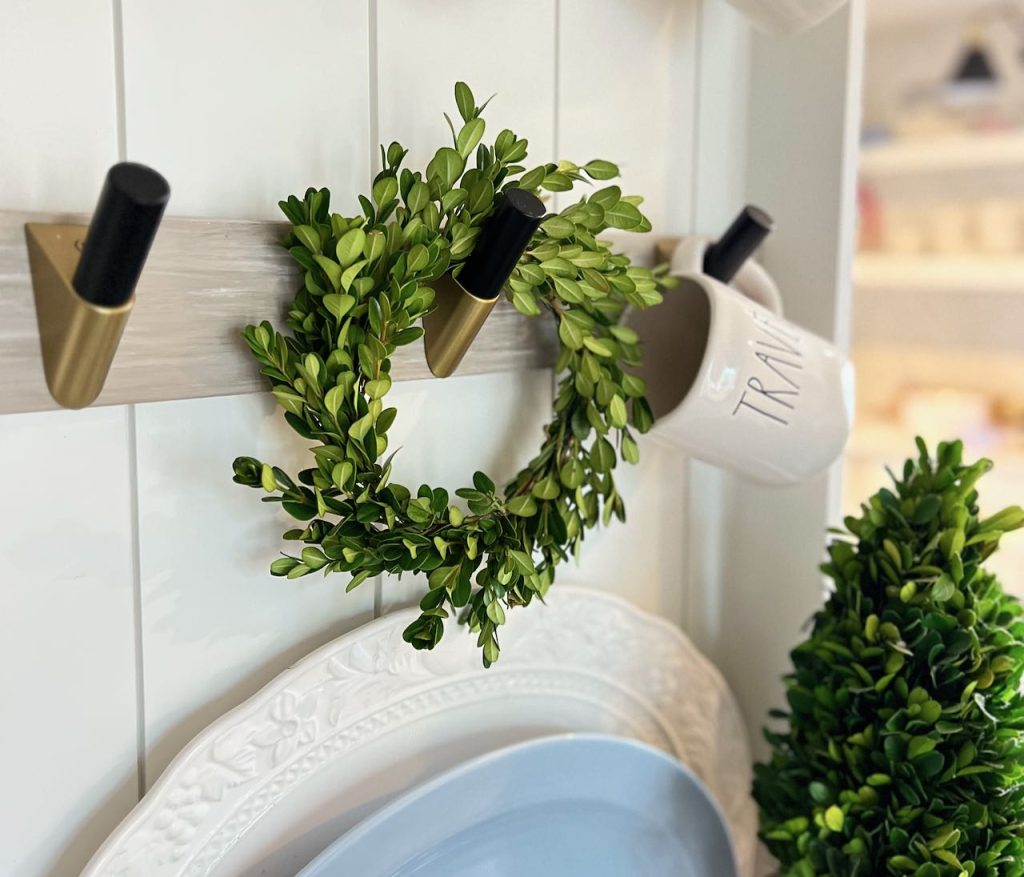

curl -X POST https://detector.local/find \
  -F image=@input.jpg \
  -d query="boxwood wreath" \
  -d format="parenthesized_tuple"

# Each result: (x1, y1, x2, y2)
(754, 439, 1024, 877)
(232, 82, 672, 665)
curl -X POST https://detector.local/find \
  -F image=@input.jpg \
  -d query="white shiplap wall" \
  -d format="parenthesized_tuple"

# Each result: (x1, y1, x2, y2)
(0, 1, 862, 873)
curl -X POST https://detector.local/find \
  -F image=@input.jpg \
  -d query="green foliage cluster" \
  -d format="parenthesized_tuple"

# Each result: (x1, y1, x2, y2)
(754, 439, 1024, 876)
(232, 82, 671, 665)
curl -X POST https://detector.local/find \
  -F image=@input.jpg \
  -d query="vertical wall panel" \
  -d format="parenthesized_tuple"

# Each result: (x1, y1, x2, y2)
(121, 0, 377, 784)
(693, 3, 865, 754)
(684, 0, 752, 664)
(373, 0, 559, 614)
(0, 409, 138, 877)
(121, 0, 371, 220)
(0, 1, 119, 211)
(556, 0, 699, 626)
(559, 0, 698, 231)
(377, 0, 557, 173)
(134, 395, 376, 783)
(0, 4, 138, 876)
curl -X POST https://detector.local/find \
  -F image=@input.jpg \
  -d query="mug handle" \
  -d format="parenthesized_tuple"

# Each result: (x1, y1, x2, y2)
(668, 235, 783, 316)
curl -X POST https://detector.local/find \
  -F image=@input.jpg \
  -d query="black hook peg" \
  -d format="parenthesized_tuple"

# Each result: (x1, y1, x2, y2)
(73, 162, 170, 307)
(703, 204, 774, 284)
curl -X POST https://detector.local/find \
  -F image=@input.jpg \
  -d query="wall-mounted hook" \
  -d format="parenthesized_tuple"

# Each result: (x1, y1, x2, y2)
(423, 187, 544, 377)
(24, 162, 169, 408)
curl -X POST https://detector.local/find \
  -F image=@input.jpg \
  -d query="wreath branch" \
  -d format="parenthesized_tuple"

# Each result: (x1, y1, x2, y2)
(232, 82, 674, 666)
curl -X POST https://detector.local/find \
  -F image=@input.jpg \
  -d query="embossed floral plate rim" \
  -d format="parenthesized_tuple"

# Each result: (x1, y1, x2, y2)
(82, 586, 756, 877)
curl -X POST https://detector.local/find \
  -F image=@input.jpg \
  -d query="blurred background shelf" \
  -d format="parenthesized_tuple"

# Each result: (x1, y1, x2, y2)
(861, 130, 1024, 178)
(855, 252, 1024, 294)
(868, 0, 995, 31)
(860, 130, 1024, 179)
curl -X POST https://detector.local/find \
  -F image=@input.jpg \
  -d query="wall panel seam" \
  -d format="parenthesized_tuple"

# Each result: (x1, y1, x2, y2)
(112, 0, 146, 801)
(127, 405, 147, 797)
(368, 0, 384, 620)
(112, 0, 128, 159)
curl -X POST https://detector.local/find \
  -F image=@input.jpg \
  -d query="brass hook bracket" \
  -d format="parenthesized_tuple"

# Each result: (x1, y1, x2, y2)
(24, 223, 134, 409)
(422, 274, 498, 378)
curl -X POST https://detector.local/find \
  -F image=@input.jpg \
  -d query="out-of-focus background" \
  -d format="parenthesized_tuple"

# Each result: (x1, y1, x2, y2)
(846, 0, 1024, 590)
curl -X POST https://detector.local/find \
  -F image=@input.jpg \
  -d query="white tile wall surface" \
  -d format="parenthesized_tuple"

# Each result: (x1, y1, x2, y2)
(121, 0, 371, 220)
(134, 395, 376, 785)
(0, 0, 862, 872)
(0, 0, 119, 211)
(0, 407, 138, 876)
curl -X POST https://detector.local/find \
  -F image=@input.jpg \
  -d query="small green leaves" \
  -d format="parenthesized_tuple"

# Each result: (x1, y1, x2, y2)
(236, 82, 671, 670)
(755, 439, 1024, 876)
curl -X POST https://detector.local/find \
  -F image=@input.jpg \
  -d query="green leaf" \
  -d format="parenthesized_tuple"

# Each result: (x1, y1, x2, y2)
(466, 177, 495, 214)
(608, 395, 628, 429)
(455, 81, 475, 122)
(507, 495, 538, 517)
(340, 259, 367, 292)
(295, 224, 321, 253)
(260, 463, 277, 492)
(621, 433, 639, 464)
(426, 147, 465, 191)
(336, 228, 366, 267)
(406, 181, 430, 214)
(541, 216, 575, 239)
(583, 159, 620, 180)
(456, 118, 485, 159)
(558, 316, 584, 351)
(349, 414, 373, 441)
(590, 185, 621, 209)
(270, 557, 298, 576)
(824, 805, 844, 833)
(604, 200, 643, 230)
(583, 336, 615, 358)
(364, 229, 386, 263)
(372, 176, 398, 208)
(272, 387, 305, 416)
(590, 437, 616, 473)
(532, 475, 560, 501)
(323, 293, 355, 321)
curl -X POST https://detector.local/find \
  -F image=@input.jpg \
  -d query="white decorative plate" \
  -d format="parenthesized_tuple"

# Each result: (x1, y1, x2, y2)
(84, 586, 756, 877)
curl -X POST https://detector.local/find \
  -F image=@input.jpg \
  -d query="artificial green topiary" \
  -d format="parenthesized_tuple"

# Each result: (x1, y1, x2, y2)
(754, 439, 1024, 877)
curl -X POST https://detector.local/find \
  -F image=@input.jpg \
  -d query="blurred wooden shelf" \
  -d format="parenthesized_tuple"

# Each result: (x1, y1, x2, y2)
(867, 0, 992, 31)
(853, 253, 1024, 355)
(860, 130, 1024, 179)
(855, 253, 1024, 295)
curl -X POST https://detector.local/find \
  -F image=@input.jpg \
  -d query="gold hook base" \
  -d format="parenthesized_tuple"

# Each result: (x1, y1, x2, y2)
(24, 223, 134, 409)
(422, 274, 498, 378)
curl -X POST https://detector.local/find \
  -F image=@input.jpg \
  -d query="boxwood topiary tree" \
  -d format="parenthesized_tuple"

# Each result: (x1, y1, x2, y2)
(754, 439, 1024, 877)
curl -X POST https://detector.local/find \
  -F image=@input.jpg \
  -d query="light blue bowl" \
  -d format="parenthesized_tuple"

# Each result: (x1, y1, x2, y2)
(298, 734, 738, 877)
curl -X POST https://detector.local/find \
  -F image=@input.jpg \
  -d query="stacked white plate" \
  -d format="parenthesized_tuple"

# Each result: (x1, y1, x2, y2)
(84, 587, 756, 877)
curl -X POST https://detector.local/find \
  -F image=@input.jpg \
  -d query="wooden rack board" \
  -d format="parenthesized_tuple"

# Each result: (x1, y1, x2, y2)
(0, 210, 589, 414)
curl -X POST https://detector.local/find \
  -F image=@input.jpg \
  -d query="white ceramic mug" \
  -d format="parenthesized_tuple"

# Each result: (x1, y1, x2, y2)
(722, 0, 848, 34)
(627, 237, 854, 485)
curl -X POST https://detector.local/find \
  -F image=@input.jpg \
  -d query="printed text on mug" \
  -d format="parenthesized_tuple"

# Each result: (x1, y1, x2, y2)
(731, 311, 803, 426)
